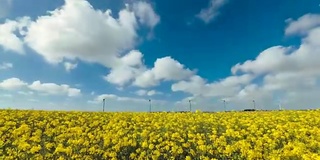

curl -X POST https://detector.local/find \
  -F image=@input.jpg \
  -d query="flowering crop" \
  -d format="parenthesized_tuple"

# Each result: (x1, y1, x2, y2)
(0, 109, 319, 159)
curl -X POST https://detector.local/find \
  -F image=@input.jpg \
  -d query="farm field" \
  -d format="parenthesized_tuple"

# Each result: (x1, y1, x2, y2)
(0, 109, 319, 160)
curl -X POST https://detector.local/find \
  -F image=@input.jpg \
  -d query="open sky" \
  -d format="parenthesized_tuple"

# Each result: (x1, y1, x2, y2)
(1, 0, 320, 112)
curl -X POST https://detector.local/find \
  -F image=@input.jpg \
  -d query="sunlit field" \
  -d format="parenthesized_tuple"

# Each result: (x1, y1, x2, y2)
(0, 109, 319, 160)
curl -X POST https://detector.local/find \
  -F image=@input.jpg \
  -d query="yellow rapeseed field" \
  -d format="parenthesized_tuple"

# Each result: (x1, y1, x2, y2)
(0, 109, 319, 160)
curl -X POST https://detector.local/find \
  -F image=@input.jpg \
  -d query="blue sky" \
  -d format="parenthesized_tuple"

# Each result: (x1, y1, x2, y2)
(1, 0, 320, 112)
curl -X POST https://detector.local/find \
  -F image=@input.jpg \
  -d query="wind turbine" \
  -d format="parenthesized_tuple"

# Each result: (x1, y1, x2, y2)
(102, 98, 106, 112)
(148, 99, 152, 112)
(252, 100, 256, 110)
(278, 100, 282, 110)
(222, 99, 227, 112)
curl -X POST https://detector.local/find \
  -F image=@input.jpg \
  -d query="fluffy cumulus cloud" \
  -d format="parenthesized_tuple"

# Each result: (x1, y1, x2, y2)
(91, 94, 117, 102)
(132, 70, 157, 87)
(0, 17, 31, 54)
(133, 57, 194, 88)
(28, 81, 81, 97)
(132, 1, 160, 28)
(104, 50, 145, 86)
(231, 46, 293, 75)
(196, 0, 228, 23)
(135, 89, 162, 96)
(0, 77, 81, 97)
(105, 54, 194, 87)
(285, 14, 320, 36)
(172, 74, 254, 98)
(146, 90, 162, 96)
(151, 57, 194, 81)
(23, 0, 139, 67)
(0, 78, 28, 90)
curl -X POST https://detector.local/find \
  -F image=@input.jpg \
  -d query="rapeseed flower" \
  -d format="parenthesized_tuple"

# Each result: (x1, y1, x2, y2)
(0, 109, 319, 159)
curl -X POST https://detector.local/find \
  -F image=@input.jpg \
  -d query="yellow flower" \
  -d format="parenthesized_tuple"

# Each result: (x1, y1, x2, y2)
(17, 141, 31, 151)
(130, 153, 137, 159)
(149, 143, 155, 150)
(0, 109, 319, 159)
(142, 141, 148, 148)
(30, 145, 41, 154)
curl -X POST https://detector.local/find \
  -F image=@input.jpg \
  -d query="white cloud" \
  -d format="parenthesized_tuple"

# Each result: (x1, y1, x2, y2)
(23, 0, 139, 67)
(0, 77, 81, 97)
(133, 70, 158, 87)
(146, 90, 162, 96)
(93, 94, 118, 102)
(285, 14, 320, 36)
(171, 75, 206, 96)
(104, 65, 142, 86)
(133, 56, 194, 88)
(28, 81, 81, 97)
(196, 0, 228, 24)
(0, 0, 12, 18)
(172, 74, 254, 97)
(120, 50, 144, 67)
(0, 62, 13, 70)
(152, 57, 194, 81)
(132, 1, 160, 28)
(0, 17, 31, 54)
(105, 55, 194, 88)
(0, 78, 28, 90)
(104, 50, 145, 86)
(231, 46, 293, 75)
(135, 89, 162, 96)
(64, 62, 78, 72)
(262, 72, 317, 92)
